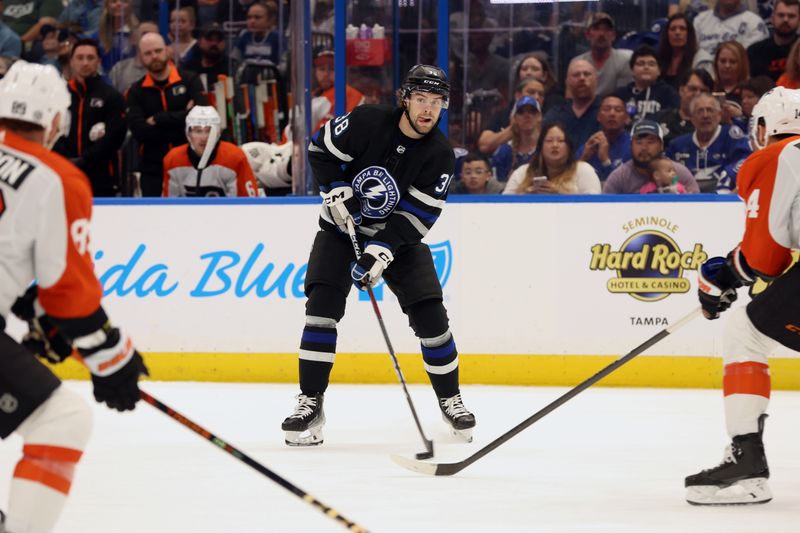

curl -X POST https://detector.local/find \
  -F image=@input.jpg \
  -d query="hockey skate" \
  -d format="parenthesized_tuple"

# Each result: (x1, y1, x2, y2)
(439, 393, 476, 442)
(282, 393, 325, 446)
(685, 415, 771, 505)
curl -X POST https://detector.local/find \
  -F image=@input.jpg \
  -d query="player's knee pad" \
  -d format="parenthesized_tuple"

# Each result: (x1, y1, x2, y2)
(13, 386, 92, 494)
(306, 283, 347, 322)
(406, 299, 450, 340)
(723, 307, 778, 366)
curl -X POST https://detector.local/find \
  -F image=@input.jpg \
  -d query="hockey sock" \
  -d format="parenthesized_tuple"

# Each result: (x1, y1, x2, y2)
(421, 330, 460, 398)
(298, 316, 337, 395)
(723, 361, 770, 438)
(8, 386, 92, 533)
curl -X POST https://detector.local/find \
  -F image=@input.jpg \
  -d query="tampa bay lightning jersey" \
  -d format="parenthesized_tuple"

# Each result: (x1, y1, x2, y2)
(665, 124, 751, 193)
(308, 104, 455, 252)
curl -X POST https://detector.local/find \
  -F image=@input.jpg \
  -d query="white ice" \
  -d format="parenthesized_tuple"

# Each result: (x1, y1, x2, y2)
(1, 382, 799, 533)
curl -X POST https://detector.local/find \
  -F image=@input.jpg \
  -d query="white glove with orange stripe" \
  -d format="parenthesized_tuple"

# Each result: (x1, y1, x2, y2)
(74, 325, 148, 411)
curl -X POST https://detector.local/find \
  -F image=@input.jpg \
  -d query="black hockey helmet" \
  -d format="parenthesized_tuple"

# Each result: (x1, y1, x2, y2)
(401, 64, 450, 109)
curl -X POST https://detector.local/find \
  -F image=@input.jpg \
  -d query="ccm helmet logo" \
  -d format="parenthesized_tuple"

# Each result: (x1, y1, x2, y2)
(11, 101, 26, 115)
(423, 80, 439, 85)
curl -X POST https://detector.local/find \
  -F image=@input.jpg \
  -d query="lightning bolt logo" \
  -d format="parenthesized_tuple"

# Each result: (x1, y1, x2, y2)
(362, 182, 387, 200)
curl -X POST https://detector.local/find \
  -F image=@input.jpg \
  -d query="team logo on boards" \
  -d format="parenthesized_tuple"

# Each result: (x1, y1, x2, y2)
(352, 166, 399, 219)
(589, 216, 708, 302)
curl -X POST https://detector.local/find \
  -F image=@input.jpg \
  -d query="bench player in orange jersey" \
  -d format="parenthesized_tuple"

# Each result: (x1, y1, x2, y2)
(0, 61, 148, 532)
(162, 105, 259, 197)
(686, 86, 800, 505)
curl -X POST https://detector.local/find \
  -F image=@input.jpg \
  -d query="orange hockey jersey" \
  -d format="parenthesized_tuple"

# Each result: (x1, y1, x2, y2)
(736, 135, 800, 278)
(0, 129, 103, 323)
(162, 141, 259, 197)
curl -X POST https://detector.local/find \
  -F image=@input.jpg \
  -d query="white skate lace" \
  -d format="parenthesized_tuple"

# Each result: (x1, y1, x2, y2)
(441, 394, 470, 418)
(702, 444, 738, 473)
(289, 395, 317, 419)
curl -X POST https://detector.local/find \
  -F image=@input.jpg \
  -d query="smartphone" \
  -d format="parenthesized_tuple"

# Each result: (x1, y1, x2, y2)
(711, 91, 727, 104)
(533, 176, 548, 183)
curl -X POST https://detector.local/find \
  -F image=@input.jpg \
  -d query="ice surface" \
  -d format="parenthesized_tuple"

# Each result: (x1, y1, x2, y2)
(1, 382, 798, 533)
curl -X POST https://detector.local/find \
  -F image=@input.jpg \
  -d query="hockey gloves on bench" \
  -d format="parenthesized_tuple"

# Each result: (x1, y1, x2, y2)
(351, 242, 394, 290)
(321, 182, 362, 232)
(75, 325, 149, 412)
(697, 249, 755, 320)
(11, 286, 73, 364)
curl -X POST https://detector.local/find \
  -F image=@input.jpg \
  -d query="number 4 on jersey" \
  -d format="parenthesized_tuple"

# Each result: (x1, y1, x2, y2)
(746, 189, 760, 219)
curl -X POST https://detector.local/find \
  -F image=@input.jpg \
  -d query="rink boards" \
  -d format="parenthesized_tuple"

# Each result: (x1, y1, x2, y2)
(15, 195, 800, 389)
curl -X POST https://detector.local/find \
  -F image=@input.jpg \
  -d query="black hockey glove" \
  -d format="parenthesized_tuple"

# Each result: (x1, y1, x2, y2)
(698, 256, 741, 320)
(11, 286, 73, 363)
(351, 242, 394, 290)
(76, 325, 149, 411)
(321, 182, 362, 232)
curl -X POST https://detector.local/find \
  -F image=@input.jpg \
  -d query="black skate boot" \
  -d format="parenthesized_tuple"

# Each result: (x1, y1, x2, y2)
(685, 414, 771, 505)
(282, 393, 325, 446)
(439, 393, 476, 442)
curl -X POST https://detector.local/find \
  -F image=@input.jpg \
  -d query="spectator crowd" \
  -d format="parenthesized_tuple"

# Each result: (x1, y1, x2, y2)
(0, 0, 796, 197)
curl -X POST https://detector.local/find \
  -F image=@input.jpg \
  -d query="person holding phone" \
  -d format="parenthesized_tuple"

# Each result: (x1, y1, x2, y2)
(503, 122, 601, 194)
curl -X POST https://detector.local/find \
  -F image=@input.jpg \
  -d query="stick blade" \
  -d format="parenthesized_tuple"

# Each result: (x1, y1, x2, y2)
(390, 454, 439, 475)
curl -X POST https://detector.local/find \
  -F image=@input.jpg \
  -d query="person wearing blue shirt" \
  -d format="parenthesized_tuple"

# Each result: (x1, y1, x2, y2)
(576, 94, 631, 182)
(231, 1, 281, 67)
(58, 0, 101, 36)
(490, 95, 540, 182)
(542, 58, 600, 148)
(0, 0, 22, 58)
(666, 91, 751, 193)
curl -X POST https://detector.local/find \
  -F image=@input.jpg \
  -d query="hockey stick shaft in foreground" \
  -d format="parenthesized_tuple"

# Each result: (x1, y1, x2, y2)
(392, 307, 703, 476)
(140, 391, 369, 532)
(345, 218, 435, 459)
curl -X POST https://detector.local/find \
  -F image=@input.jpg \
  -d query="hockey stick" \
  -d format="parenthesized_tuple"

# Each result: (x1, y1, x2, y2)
(140, 390, 369, 532)
(391, 307, 703, 476)
(345, 218, 435, 460)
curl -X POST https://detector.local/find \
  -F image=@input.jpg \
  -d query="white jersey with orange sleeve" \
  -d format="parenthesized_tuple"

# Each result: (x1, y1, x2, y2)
(0, 129, 103, 323)
(162, 141, 259, 197)
(736, 135, 800, 278)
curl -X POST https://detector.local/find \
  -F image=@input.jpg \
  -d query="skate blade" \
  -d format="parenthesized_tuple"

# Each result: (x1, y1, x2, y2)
(449, 426, 473, 443)
(686, 478, 772, 505)
(284, 428, 324, 447)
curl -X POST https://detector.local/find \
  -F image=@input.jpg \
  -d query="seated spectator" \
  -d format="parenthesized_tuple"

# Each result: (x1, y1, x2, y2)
(739, 76, 775, 119)
(451, 153, 504, 194)
(514, 52, 563, 112)
(665, 92, 751, 193)
(640, 156, 688, 194)
(108, 20, 157, 94)
(1, 0, 60, 44)
(169, 6, 197, 64)
(58, 0, 102, 37)
(477, 76, 544, 155)
(604, 120, 699, 194)
(657, 13, 713, 89)
(576, 94, 631, 182)
(163, 105, 259, 197)
(181, 22, 229, 85)
(713, 40, 749, 105)
(614, 45, 680, 123)
(0, 0, 22, 57)
(503, 122, 601, 195)
(575, 12, 632, 97)
(747, 0, 800, 81)
(654, 68, 714, 146)
(777, 37, 800, 89)
(33, 23, 61, 69)
(232, 1, 281, 67)
(694, 0, 768, 56)
(89, 0, 139, 74)
(490, 96, 540, 182)
(543, 58, 600, 148)
(310, 46, 364, 134)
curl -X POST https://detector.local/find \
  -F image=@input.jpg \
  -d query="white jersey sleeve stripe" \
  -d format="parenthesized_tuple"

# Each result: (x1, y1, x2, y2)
(323, 123, 354, 163)
(395, 210, 429, 238)
(408, 186, 446, 208)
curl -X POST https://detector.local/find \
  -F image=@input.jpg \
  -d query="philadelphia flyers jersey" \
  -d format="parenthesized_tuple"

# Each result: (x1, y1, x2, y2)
(308, 104, 455, 252)
(162, 141, 259, 197)
(0, 129, 103, 324)
(737, 135, 800, 278)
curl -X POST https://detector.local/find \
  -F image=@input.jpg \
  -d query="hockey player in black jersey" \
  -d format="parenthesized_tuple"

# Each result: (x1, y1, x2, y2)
(281, 64, 476, 446)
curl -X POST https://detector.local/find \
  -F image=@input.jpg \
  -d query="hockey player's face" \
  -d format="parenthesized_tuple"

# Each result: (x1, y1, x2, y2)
(188, 126, 211, 154)
(314, 61, 335, 91)
(407, 92, 444, 133)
